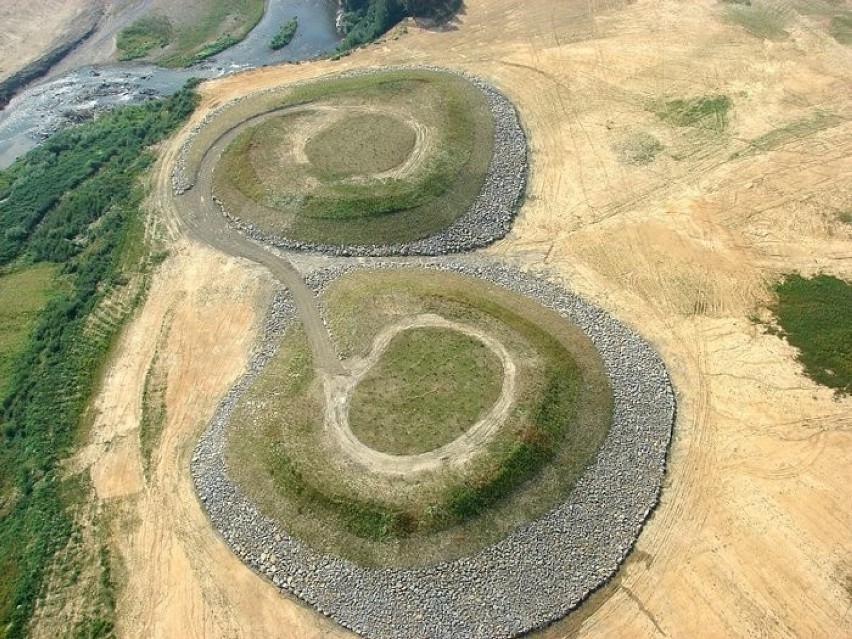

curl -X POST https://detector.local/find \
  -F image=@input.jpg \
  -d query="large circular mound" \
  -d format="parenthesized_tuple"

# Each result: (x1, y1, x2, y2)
(223, 268, 612, 566)
(191, 262, 675, 639)
(348, 326, 505, 456)
(212, 69, 497, 247)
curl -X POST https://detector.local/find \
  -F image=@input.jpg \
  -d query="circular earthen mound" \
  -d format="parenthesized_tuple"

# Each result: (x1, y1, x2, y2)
(191, 262, 675, 639)
(221, 268, 613, 567)
(173, 67, 527, 257)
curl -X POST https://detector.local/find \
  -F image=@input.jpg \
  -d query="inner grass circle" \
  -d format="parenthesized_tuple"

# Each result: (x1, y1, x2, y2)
(304, 112, 417, 179)
(348, 326, 504, 455)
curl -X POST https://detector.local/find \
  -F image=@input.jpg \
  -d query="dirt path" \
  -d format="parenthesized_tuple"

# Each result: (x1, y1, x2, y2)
(176, 113, 346, 375)
(323, 314, 516, 475)
(81, 0, 852, 637)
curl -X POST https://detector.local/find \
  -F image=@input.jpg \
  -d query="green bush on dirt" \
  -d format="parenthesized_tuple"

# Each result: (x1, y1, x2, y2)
(768, 274, 851, 395)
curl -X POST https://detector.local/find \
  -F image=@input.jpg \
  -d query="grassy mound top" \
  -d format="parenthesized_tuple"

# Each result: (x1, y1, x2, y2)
(304, 112, 417, 179)
(349, 326, 504, 455)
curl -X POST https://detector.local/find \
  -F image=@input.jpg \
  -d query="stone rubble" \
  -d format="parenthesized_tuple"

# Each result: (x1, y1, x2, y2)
(190, 261, 676, 639)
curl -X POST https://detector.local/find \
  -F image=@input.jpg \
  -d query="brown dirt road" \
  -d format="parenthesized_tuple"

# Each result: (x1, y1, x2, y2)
(81, 0, 851, 637)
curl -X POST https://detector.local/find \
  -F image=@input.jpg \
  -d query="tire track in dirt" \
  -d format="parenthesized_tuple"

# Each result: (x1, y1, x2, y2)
(324, 313, 517, 475)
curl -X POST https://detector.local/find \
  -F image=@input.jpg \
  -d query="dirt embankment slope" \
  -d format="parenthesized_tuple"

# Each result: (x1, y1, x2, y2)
(0, 0, 100, 83)
(82, 0, 851, 637)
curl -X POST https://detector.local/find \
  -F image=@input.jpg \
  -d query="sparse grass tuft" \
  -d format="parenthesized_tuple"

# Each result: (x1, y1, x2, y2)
(724, 2, 789, 40)
(116, 15, 173, 61)
(730, 110, 843, 159)
(654, 95, 732, 131)
(612, 132, 664, 165)
(769, 274, 851, 395)
(829, 13, 852, 45)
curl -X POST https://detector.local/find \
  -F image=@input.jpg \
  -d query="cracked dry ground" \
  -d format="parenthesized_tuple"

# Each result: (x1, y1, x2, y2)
(79, 0, 852, 637)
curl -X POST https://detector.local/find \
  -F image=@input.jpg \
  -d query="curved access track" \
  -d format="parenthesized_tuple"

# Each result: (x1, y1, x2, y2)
(323, 314, 517, 476)
(173, 132, 345, 376)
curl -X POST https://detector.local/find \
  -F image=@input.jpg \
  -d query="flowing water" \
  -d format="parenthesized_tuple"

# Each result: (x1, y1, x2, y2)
(0, 0, 341, 168)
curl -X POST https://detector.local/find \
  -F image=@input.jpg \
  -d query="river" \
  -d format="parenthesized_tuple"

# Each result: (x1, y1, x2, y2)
(0, 0, 341, 168)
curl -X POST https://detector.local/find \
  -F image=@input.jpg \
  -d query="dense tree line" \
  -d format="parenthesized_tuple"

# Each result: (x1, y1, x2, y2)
(338, 0, 462, 51)
(0, 83, 198, 638)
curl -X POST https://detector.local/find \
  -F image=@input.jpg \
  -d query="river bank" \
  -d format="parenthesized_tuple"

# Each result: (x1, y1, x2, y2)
(0, 0, 341, 168)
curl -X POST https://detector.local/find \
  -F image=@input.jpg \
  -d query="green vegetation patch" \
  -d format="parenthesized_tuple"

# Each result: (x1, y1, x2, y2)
(214, 70, 494, 246)
(349, 327, 504, 455)
(653, 95, 732, 131)
(337, 0, 462, 53)
(122, 0, 266, 67)
(226, 269, 612, 566)
(304, 112, 417, 179)
(769, 274, 851, 395)
(724, 2, 789, 40)
(116, 15, 173, 61)
(730, 110, 843, 159)
(0, 84, 197, 636)
(829, 13, 852, 45)
(0, 265, 57, 396)
(270, 17, 298, 50)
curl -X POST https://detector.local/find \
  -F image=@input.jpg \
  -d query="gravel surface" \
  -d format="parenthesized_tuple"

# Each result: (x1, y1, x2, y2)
(172, 66, 528, 256)
(191, 261, 675, 639)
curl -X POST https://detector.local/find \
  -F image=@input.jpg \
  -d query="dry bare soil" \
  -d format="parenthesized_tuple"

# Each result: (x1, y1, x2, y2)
(0, 0, 99, 82)
(73, 0, 852, 637)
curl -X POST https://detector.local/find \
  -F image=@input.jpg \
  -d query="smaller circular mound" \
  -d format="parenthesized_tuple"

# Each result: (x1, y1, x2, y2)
(192, 263, 676, 639)
(304, 113, 416, 179)
(349, 326, 504, 455)
(213, 70, 496, 247)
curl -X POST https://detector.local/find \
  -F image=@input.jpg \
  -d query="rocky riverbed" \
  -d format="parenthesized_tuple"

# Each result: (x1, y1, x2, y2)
(0, 0, 342, 168)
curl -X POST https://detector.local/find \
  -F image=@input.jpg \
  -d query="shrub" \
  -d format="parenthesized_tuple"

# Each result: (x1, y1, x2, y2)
(270, 17, 298, 50)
